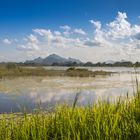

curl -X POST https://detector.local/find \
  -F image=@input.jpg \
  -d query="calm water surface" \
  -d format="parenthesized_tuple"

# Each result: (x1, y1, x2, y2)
(0, 67, 139, 113)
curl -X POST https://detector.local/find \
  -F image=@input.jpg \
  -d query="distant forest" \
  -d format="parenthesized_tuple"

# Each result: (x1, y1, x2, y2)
(1, 61, 140, 67)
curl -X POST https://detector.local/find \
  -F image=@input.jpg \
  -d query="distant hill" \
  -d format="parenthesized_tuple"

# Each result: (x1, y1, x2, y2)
(25, 54, 82, 65)
(31, 57, 44, 64)
(23, 54, 140, 67)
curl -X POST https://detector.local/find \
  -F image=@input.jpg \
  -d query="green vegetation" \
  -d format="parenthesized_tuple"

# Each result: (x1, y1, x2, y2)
(0, 90, 140, 139)
(1, 60, 140, 67)
(22, 60, 140, 67)
(66, 67, 111, 77)
(0, 64, 112, 79)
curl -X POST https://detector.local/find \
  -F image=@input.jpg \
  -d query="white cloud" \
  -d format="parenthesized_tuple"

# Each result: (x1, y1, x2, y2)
(60, 25, 71, 31)
(88, 12, 140, 60)
(17, 43, 39, 51)
(2, 11, 140, 62)
(106, 12, 132, 39)
(3, 38, 12, 45)
(27, 34, 38, 44)
(33, 29, 53, 38)
(63, 31, 71, 36)
(117, 12, 127, 20)
(17, 34, 39, 51)
(54, 31, 61, 36)
(90, 20, 101, 29)
(73, 28, 86, 35)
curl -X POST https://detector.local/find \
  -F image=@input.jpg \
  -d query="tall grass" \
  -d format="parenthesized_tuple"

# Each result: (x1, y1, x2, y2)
(0, 89, 140, 140)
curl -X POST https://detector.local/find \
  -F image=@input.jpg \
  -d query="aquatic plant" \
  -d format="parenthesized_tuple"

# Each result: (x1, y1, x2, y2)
(0, 66, 111, 78)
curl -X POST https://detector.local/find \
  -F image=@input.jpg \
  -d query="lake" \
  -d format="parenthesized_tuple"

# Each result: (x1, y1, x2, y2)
(0, 67, 139, 113)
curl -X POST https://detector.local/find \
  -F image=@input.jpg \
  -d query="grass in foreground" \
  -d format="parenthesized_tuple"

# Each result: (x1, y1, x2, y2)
(0, 91, 140, 140)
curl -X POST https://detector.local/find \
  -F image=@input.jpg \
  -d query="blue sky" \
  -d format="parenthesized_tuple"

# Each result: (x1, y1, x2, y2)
(0, 0, 140, 62)
(0, 0, 139, 36)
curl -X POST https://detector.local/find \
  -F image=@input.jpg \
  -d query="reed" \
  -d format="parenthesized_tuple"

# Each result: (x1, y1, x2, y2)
(0, 66, 112, 78)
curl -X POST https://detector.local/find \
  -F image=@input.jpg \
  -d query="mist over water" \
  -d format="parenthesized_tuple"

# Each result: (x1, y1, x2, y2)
(0, 67, 139, 113)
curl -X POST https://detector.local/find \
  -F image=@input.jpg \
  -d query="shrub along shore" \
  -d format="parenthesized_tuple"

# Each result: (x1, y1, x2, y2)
(0, 64, 112, 79)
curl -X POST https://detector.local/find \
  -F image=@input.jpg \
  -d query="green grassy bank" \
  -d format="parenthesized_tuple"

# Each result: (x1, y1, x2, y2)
(0, 91, 140, 140)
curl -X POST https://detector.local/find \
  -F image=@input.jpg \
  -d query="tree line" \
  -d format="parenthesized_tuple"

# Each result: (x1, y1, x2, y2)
(0, 61, 140, 67)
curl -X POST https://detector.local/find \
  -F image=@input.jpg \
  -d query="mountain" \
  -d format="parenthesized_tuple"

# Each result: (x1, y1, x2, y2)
(68, 57, 81, 64)
(25, 57, 43, 64)
(25, 54, 82, 65)
(42, 54, 68, 65)
(120, 59, 129, 63)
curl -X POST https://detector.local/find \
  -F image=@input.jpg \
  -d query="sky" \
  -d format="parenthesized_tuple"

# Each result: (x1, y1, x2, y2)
(0, 0, 140, 62)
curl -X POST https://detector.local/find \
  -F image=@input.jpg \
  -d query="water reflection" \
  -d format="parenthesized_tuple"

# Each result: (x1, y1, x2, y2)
(0, 67, 139, 113)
